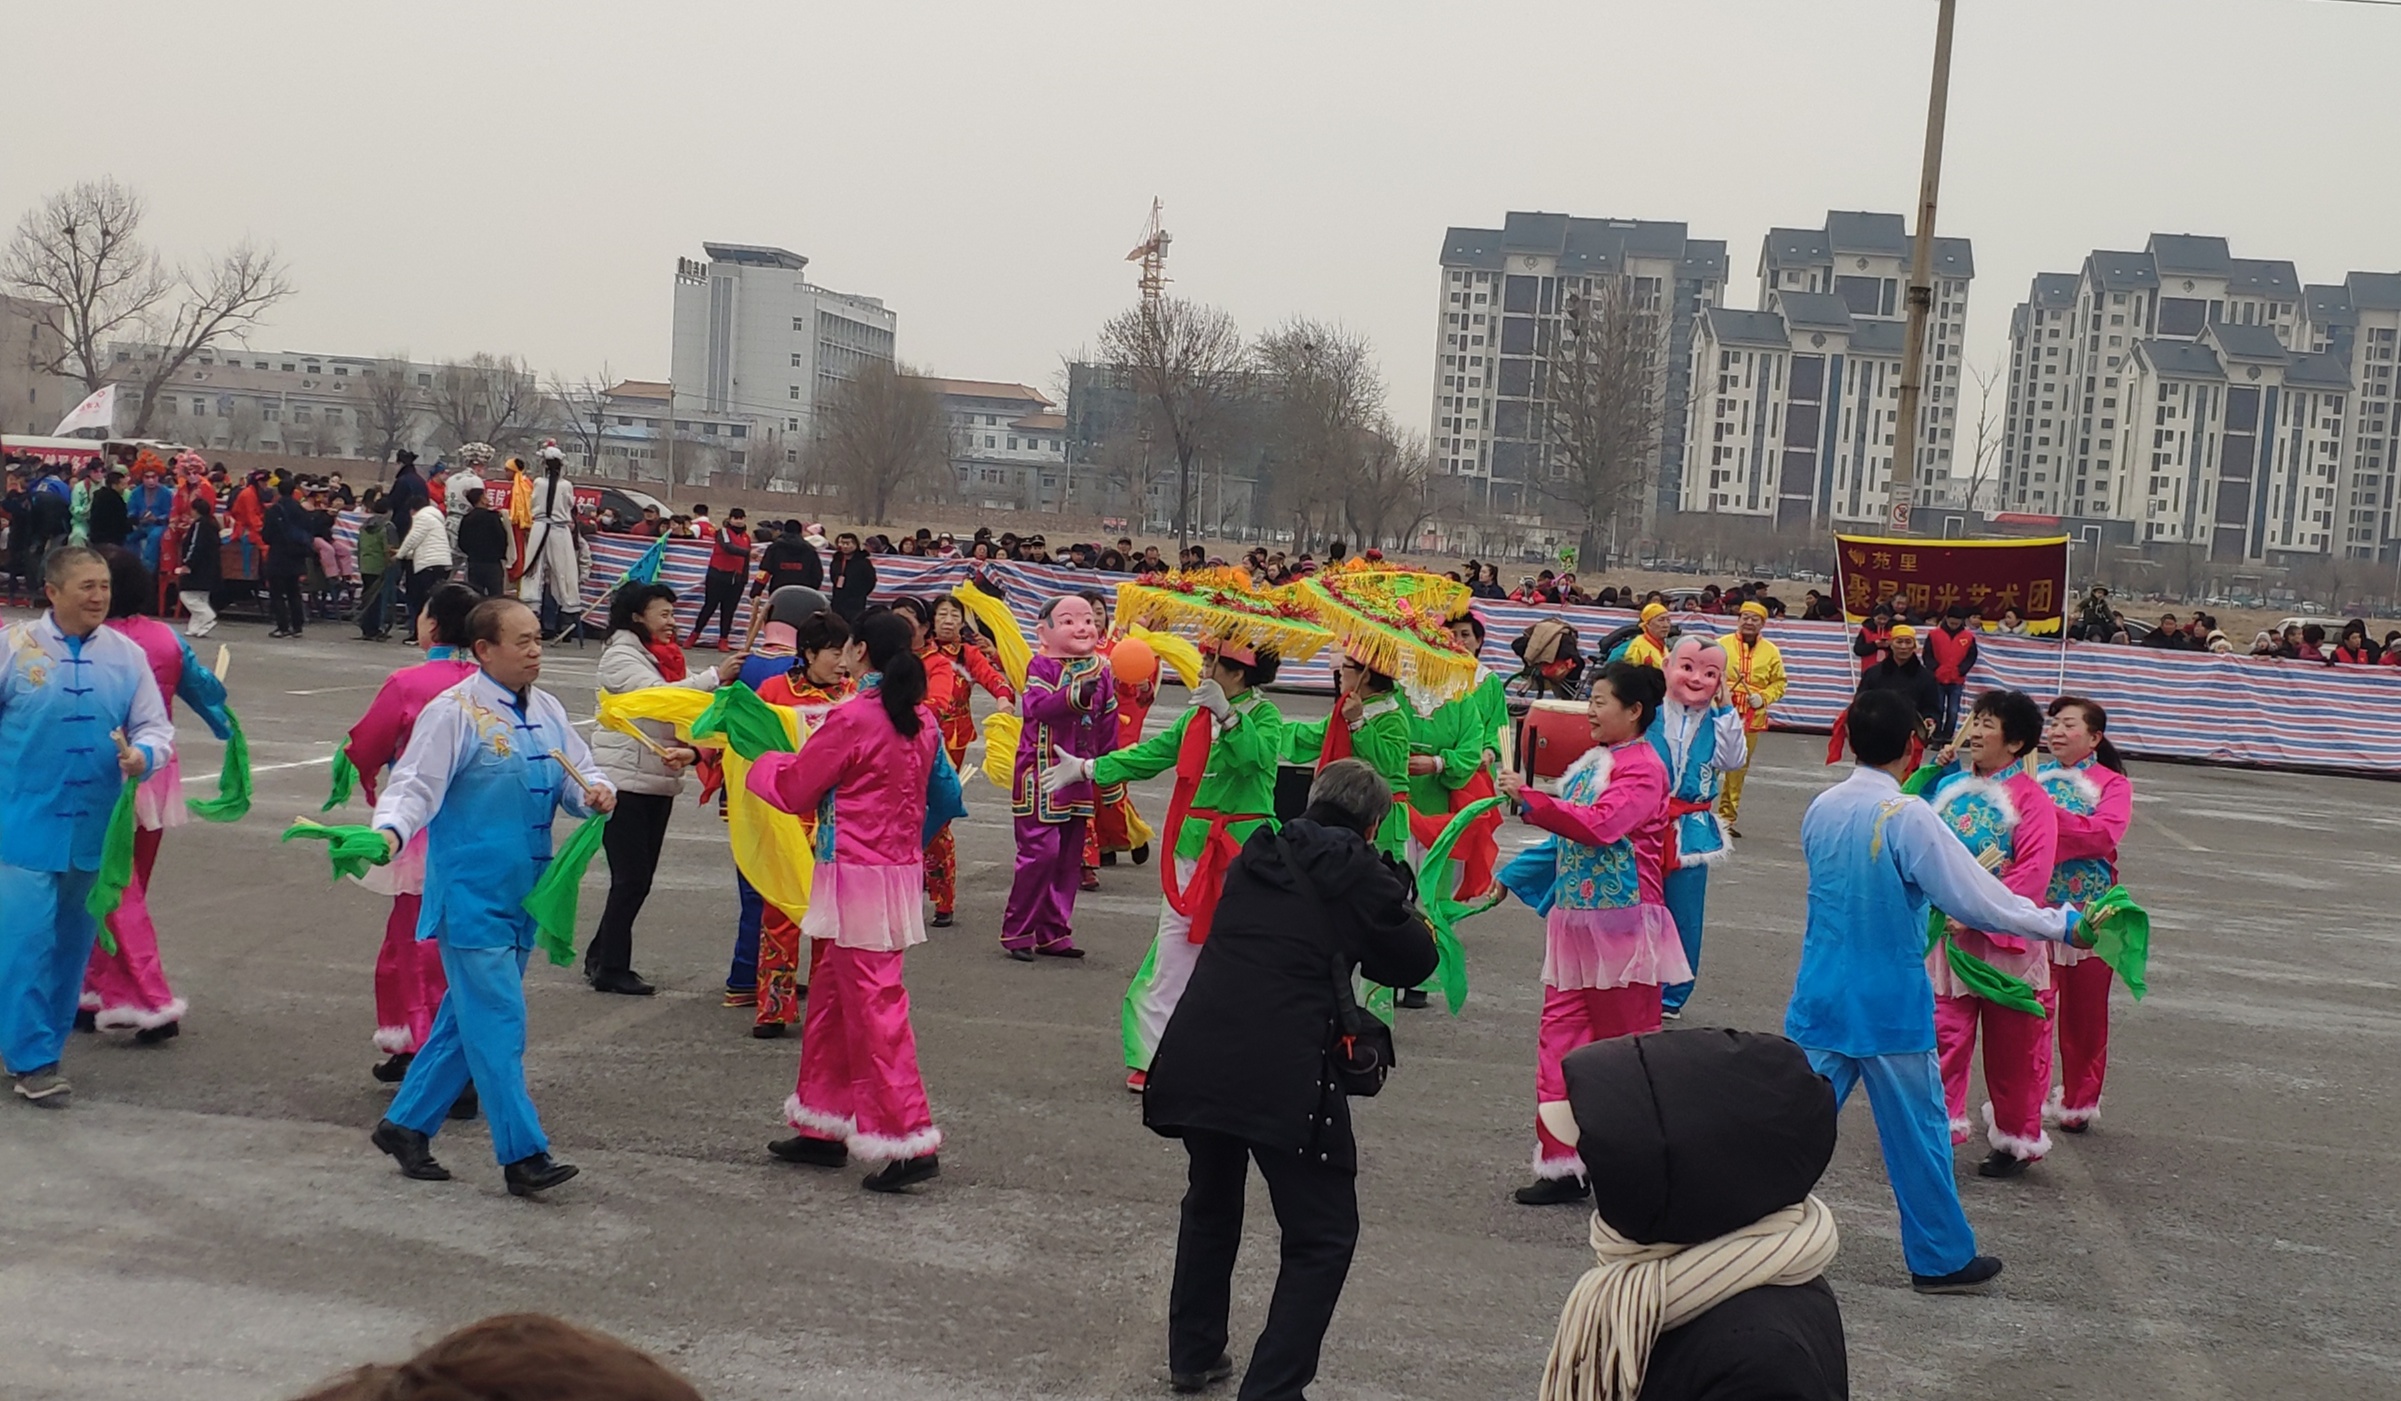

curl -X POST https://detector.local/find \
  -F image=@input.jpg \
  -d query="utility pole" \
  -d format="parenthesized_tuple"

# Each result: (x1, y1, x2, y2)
(1888, 0, 1958, 537)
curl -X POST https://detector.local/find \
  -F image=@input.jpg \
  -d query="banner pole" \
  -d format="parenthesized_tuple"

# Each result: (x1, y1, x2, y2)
(1833, 537, 1861, 690)
(2054, 535, 2073, 694)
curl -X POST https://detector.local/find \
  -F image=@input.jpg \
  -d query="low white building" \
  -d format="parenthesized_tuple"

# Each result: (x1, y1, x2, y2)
(927, 378, 1069, 512)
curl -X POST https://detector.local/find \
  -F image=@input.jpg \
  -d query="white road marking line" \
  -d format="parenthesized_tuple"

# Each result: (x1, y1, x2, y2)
(2136, 808, 2209, 853)
(183, 754, 333, 786)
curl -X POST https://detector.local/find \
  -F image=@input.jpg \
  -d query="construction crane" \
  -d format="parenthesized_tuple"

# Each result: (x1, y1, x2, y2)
(1126, 198, 1171, 305)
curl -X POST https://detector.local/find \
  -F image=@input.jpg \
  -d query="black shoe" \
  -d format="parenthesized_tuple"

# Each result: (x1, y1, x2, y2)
(448, 1084, 480, 1121)
(1033, 942, 1085, 959)
(750, 1021, 787, 1040)
(862, 1155, 939, 1193)
(1100, 850, 1118, 867)
(1399, 988, 1430, 1009)
(768, 1134, 847, 1168)
(1911, 1255, 2004, 1294)
(504, 1152, 579, 1197)
(268, 629, 290, 639)
(1169, 1353, 1236, 1393)
(588, 968, 656, 996)
(133, 1020, 179, 1045)
(1132, 842, 1151, 866)
(1514, 1176, 1590, 1206)
(372, 1051, 414, 1084)
(1005, 947, 1035, 963)
(931, 911, 954, 929)
(371, 1119, 452, 1181)
(1976, 1149, 2033, 1179)
(1727, 824, 1744, 839)
(74, 1009, 97, 1033)
(2059, 1119, 2091, 1135)
(1660, 1006, 1684, 1021)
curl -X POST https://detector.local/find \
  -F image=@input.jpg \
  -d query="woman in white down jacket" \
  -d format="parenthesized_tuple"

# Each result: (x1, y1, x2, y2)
(588, 582, 745, 995)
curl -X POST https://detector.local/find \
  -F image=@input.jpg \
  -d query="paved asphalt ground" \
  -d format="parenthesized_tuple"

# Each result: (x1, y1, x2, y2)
(2, 620, 2396, 1400)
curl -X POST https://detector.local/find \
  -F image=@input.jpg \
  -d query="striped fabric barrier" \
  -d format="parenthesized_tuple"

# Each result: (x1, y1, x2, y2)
(510, 526, 2400, 776)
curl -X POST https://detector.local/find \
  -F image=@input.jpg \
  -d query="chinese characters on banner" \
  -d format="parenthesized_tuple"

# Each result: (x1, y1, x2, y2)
(1834, 534, 2071, 635)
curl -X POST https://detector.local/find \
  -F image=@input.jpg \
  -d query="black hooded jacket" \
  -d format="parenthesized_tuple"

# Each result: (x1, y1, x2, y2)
(1143, 815, 1437, 1171)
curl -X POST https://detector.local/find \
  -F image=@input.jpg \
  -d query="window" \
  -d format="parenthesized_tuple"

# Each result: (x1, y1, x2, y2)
(791, 353, 804, 366)
(789, 385, 801, 400)
(793, 317, 806, 332)
(281, 362, 296, 372)
(984, 435, 995, 448)
(730, 425, 746, 439)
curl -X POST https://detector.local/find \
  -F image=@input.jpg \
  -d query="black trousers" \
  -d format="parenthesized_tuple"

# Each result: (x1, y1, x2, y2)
(1169, 1129, 1359, 1401)
(400, 565, 446, 640)
(587, 790, 676, 975)
(268, 572, 306, 633)
(466, 560, 508, 598)
(693, 568, 742, 641)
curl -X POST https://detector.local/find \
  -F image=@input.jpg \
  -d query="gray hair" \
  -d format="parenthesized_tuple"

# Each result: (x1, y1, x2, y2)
(43, 544, 106, 589)
(1306, 757, 1392, 836)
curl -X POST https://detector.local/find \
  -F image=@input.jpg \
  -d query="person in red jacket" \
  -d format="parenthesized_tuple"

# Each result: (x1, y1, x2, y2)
(689, 508, 753, 649)
(1926, 607, 1980, 742)
(229, 472, 268, 578)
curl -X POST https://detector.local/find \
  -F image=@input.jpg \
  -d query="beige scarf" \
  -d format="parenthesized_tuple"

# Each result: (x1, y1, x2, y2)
(1538, 1194, 1839, 1401)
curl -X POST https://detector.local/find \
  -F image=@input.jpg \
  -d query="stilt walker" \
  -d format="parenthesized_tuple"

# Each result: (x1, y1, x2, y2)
(1041, 570, 1331, 1091)
(330, 582, 479, 1084)
(2037, 697, 2133, 1133)
(998, 595, 1115, 960)
(365, 597, 612, 1196)
(1916, 689, 2061, 1180)
(1493, 661, 1680, 1206)
(920, 594, 1014, 928)
(1648, 635, 1748, 1019)
(0, 547, 176, 1107)
(82, 550, 250, 1042)
(1715, 600, 1784, 836)
(751, 611, 958, 1192)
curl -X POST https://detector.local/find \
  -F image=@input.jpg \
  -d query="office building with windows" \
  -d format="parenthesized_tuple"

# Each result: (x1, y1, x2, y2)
(669, 243, 896, 439)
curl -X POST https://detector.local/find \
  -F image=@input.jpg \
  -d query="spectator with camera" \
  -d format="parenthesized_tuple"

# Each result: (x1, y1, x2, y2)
(1142, 757, 1438, 1399)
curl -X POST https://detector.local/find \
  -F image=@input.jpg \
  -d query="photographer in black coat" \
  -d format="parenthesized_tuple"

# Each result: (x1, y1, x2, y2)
(1144, 757, 1438, 1400)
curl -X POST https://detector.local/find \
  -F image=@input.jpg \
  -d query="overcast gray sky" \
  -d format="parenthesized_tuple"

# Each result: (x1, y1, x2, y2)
(7, 0, 2398, 437)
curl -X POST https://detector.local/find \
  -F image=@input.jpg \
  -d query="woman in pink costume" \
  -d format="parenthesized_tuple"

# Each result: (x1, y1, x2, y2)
(80, 548, 234, 1043)
(749, 610, 949, 1193)
(2038, 696, 2132, 1133)
(1921, 688, 2060, 1179)
(338, 582, 480, 1084)
(1493, 660, 1682, 1207)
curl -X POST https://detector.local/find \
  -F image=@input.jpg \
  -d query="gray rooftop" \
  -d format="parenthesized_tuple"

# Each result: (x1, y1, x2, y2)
(1778, 291, 1856, 332)
(1502, 211, 1571, 255)
(1849, 319, 1908, 356)
(1826, 211, 1909, 257)
(2089, 250, 2160, 292)
(1441, 226, 1506, 271)
(1706, 306, 1794, 350)
(2139, 339, 2225, 380)
(2228, 258, 2301, 299)
(2207, 322, 2291, 364)
(2031, 272, 2081, 308)
(2147, 234, 2232, 278)
(1932, 236, 1976, 279)
(1761, 227, 1831, 270)
(701, 243, 808, 270)
(2304, 284, 2355, 326)
(2349, 271, 2401, 312)
(1681, 239, 1730, 283)
(2285, 351, 2353, 390)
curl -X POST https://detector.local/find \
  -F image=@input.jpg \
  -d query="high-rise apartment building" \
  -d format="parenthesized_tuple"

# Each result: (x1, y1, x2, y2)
(2001, 235, 2397, 562)
(669, 243, 896, 437)
(1677, 213, 1974, 529)
(1430, 213, 1726, 520)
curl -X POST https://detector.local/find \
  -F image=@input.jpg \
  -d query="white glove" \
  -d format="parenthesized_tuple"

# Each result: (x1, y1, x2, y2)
(1192, 679, 1232, 724)
(1039, 743, 1093, 796)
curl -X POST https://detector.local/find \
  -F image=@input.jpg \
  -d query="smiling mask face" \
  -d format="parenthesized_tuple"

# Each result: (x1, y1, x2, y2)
(1036, 597, 1099, 658)
(1665, 635, 1723, 710)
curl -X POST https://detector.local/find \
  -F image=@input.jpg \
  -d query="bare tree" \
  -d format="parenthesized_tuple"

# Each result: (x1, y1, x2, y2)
(1542, 278, 1667, 567)
(1096, 296, 1246, 550)
(358, 357, 422, 468)
(1344, 421, 1434, 550)
(808, 360, 949, 524)
(1961, 356, 2006, 516)
(427, 354, 554, 457)
(1, 179, 295, 435)
(1255, 317, 1382, 550)
(225, 399, 263, 450)
(301, 410, 346, 459)
(546, 366, 614, 473)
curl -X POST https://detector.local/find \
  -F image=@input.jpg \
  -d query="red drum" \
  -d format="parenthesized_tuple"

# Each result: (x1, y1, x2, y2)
(1519, 700, 1596, 782)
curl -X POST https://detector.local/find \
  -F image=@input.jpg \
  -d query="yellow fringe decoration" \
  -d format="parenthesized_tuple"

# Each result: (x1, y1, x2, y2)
(1129, 624, 1204, 688)
(1113, 571, 1334, 664)
(951, 581, 1033, 691)
(982, 710, 1021, 790)
(1291, 569, 1481, 708)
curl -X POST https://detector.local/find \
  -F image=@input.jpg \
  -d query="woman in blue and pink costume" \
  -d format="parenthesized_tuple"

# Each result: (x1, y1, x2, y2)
(748, 610, 957, 1194)
(2037, 696, 2133, 1133)
(1494, 660, 1681, 1208)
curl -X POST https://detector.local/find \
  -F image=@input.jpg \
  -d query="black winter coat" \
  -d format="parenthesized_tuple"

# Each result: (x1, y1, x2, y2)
(266, 497, 315, 576)
(180, 512, 222, 590)
(1855, 656, 1941, 731)
(1143, 818, 1438, 1172)
(760, 533, 823, 593)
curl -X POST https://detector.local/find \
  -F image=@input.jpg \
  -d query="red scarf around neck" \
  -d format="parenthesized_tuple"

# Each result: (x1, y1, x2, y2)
(644, 634, 688, 682)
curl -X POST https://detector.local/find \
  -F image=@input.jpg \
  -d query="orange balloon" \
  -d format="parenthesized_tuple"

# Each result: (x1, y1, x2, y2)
(1109, 634, 1158, 685)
